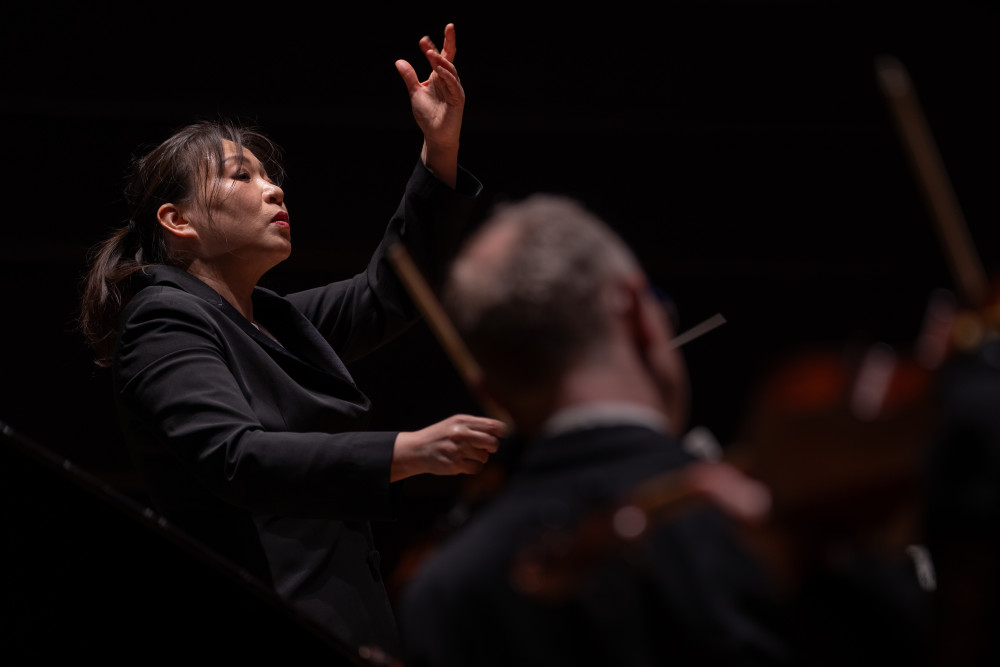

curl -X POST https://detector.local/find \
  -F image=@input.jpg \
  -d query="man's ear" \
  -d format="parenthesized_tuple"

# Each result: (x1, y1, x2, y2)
(626, 278, 691, 436)
(157, 203, 199, 241)
(621, 277, 657, 354)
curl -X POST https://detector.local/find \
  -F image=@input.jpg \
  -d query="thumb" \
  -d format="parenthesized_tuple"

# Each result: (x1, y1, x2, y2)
(395, 59, 420, 92)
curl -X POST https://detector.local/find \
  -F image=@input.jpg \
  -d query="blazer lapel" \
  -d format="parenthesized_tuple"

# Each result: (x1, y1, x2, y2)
(140, 265, 367, 403)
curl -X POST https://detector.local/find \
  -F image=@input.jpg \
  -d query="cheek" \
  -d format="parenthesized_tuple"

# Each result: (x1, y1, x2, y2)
(208, 193, 255, 229)
(180, 206, 213, 236)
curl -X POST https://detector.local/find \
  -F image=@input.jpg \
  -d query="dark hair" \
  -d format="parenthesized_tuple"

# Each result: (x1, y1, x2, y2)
(77, 118, 285, 367)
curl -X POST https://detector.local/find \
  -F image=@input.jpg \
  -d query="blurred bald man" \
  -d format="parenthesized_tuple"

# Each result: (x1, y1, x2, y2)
(397, 194, 792, 667)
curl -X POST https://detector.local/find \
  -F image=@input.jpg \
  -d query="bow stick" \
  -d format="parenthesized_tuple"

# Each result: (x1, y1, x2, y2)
(388, 243, 511, 423)
(875, 54, 989, 308)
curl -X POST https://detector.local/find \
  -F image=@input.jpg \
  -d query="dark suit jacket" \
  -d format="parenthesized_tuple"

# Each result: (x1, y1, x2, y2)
(113, 161, 481, 656)
(397, 422, 794, 667)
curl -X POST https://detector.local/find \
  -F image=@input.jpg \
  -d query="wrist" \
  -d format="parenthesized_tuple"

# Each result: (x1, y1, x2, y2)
(421, 140, 459, 188)
(390, 431, 416, 482)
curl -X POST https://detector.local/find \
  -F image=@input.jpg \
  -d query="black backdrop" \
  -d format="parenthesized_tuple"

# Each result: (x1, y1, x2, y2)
(2, 0, 998, 654)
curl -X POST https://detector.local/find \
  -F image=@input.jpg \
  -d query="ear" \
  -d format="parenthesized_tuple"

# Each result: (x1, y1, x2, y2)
(156, 203, 200, 241)
(624, 279, 691, 436)
(620, 276, 658, 355)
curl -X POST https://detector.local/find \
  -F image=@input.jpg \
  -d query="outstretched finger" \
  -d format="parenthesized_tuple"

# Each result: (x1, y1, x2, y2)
(440, 22, 456, 62)
(419, 35, 439, 59)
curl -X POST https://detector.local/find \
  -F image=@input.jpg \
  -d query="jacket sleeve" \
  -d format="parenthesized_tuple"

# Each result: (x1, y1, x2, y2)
(285, 160, 483, 364)
(114, 287, 397, 521)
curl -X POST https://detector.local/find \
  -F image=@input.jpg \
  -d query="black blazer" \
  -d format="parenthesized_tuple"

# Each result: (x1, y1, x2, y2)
(113, 161, 481, 655)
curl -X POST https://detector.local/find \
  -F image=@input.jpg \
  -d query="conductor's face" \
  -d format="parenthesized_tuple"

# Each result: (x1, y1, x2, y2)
(176, 139, 292, 276)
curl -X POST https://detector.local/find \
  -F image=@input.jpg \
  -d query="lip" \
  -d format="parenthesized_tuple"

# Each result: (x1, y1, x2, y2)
(271, 211, 290, 228)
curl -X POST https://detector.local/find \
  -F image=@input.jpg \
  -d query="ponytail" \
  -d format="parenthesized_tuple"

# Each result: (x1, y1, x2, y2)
(77, 224, 148, 368)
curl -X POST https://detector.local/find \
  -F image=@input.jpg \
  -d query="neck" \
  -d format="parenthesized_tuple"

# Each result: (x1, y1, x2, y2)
(540, 401, 670, 437)
(557, 350, 669, 412)
(505, 361, 669, 440)
(186, 262, 258, 321)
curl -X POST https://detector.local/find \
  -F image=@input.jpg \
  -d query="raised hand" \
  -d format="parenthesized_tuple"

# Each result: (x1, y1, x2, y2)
(395, 23, 464, 186)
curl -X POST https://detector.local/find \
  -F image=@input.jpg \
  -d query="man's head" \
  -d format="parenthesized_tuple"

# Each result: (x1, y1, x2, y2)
(443, 194, 689, 437)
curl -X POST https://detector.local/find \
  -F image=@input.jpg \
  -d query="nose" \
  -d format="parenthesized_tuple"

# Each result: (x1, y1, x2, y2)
(264, 180, 284, 205)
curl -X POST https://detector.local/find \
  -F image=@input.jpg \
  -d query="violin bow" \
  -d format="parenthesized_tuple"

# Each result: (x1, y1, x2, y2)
(875, 54, 989, 309)
(388, 243, 511, 424)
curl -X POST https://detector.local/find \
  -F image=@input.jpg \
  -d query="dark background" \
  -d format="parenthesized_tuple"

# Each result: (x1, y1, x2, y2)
(2, 0, 998, 649)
